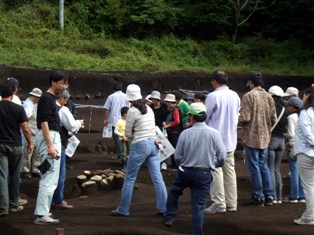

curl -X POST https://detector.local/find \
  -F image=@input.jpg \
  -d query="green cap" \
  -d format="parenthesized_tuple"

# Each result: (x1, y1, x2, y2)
(188, 103, 207, 116)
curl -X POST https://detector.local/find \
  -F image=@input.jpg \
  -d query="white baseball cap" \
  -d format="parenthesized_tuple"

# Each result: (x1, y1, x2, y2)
(283, 87, 299, 97)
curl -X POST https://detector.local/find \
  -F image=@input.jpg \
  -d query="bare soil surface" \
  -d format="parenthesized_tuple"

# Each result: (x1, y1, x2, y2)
(1, 66, 314, 234)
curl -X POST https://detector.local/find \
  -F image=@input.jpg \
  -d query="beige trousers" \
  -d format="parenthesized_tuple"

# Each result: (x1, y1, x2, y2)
(210, 151, 237, 209)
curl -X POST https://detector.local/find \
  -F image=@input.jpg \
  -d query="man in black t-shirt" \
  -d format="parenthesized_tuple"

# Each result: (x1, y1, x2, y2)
(0, 83, 32, 217)
(33, 69, 69, 225)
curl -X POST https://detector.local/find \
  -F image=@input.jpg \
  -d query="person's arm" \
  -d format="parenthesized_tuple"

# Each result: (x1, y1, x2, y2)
(205, 94, 215, 124)
(125, 109, 136, 140)
(20, 122, 32, 154)
(114, 121, 123, 137)
(164, 108, 180, 128)
(214, 132, 227, 168)
(104, 109, 109, 126)
(299, 110, 314, 146)
(41, 121, 58, 159)
(60, 107, 82, 134)
(174, 132, 185, 165)
(238, 94, 251, 123)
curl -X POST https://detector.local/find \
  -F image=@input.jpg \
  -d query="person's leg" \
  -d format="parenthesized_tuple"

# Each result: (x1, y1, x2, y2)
(190, 169, 211, 235)
(146, 138, 167, 213)
(267, 138, 276, 198)
(164, 169, 187, 223)
(8, 146, 23, 210)
(31, 134, 41, 175)
(288, 156, 299, 199)
(274, 138, 285, 201)
(259, 148, 275, 199)
(223, 151, 238, 210)
(116, 139, 149, 216)
(168, 133, 179, 169)
(297, 153, 314, 221)
(34, 131, 61, 217)
(21, 142, 31, 175)
(208, 167, 226, 209)
(0, 145, 9, 214)
(52, 145, 66, 204)
(112, 126, 122, 159)
(244, 145, 264, 199)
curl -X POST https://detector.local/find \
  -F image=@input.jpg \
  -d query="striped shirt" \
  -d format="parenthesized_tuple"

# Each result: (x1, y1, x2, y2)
(125, 105, 156, 144)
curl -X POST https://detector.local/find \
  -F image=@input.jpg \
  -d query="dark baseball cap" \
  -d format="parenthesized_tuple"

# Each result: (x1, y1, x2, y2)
(6, 77, 21, 90)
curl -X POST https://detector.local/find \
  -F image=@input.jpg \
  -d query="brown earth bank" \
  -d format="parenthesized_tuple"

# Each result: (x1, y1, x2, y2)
(0, 65, 314, 235)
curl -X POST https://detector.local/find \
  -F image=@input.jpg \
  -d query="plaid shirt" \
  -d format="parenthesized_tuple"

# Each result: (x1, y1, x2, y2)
(238, 87, 277, 149)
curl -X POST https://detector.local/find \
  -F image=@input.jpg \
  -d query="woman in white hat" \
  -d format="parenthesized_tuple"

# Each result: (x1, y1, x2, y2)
(111, 84, 167, 217)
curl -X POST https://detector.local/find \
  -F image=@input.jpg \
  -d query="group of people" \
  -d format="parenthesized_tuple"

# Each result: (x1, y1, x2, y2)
(104, 72, 314, 234)
(1, 70, 314, 234)
(0, 70, 84, 225)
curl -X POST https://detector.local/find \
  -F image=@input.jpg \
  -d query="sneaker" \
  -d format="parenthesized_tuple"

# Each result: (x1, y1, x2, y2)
(294, 218, 314, 225)
(298, 198, 306, 203)
(243, 198, 264, 207)
(277, 200, 282, 204)
(264, 197, 273, 206)
(10, 205, 23, 212)
(0, 212, 8, 217)
(204, 204, 226, 214)
(52, 201, 74, 209)
(283, 197, 298, 203)
(161, 162, 167, 171)
(164, 220, 173, 227)
(273, 200, 278, 204)
(18, 197, 28, 205)
(226, 207, 237, 213)
(34, 216, 60, 225)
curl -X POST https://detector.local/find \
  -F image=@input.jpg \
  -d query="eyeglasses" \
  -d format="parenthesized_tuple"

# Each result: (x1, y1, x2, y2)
(56, 81, 69, 88)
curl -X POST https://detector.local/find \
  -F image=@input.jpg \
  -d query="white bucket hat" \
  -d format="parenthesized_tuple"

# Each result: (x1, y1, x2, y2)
(125, 84, 142, 101)
(268, 85, 284, 97)
(150, 90, 161, 100)
(283, 87, 299, 97)
(164, 94, 176, 103)
(29, 88, 42, 97)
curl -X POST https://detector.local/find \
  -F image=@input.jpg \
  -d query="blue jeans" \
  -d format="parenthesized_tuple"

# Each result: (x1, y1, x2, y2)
(287, 149, 304, 199)
(116, 138, 167, 216)
(0, 144, 22, 213)
(244, 144, 274, 199)
(53, 145, 66, 204)
(164, 167, 212, 235)
(267, 137, 285, 200)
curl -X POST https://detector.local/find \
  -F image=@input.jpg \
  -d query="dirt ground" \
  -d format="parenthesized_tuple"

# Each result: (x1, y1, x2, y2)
(1, 66, 314, 234)
(0, 98, 313, 235)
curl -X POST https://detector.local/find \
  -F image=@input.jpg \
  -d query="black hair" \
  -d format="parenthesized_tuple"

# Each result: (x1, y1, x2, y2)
(49, 69, 69, 86)
(194, 92, 206, 103)
(248, 71, 264, 87)
(173, 90, 181, 100)
(212, 71, 228, 84)
(303, 87, 314, 110)
(272, 95, 286, 107)
(0, 83, 15, 98)
(192, 112, 207, 122)
(133, 99, 147, 115)
(113, 80, 122, 91)
(121, 106, 129, 116)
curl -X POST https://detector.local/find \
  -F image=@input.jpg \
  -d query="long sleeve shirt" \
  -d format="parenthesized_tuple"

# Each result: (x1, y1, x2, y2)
(238, 87, 277, 149)
(174, 122, 226, 170)
(125, 105, 156, 144)
(58, 105, 82, 135)
(295, 107, 314, 157)
(286, 113, 298, 145)
(205, 86, 240, 152)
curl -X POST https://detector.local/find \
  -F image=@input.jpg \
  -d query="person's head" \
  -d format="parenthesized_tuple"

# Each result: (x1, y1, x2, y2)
(246, 71, 264, 89)
(282, 87, 299, 100)
(286, 97, 303, 114)
(49, 69, 69, 95)
(194, 91, 206, 104)
(6, 77, 20, 95)
(268, 85, 284, 97)
(120, 106, 129, 118)
(149, 90, 161, 106)
(0, 83, 15, 99)
(113, 80, 122, 91)
(29, 87, 42, 103)
(187, 102, 207, 123)
(302, 87, 314, 110)
(172, 90, 181, 103)
(211, 71, 228, 89)
(126, 84, 147, 114)
(185, 93, 195, 105)
(57, 89, 70, 106)
(164, 94, 176, 109)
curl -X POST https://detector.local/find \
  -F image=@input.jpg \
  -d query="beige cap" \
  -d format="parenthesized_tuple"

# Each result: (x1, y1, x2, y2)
(283, 87, 299, 97)
(29, 88, 42, 97)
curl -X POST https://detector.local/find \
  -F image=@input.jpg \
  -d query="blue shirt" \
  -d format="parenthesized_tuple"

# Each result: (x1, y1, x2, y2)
(295, 107, 314, 157)
(205, 86, 240, 152)
(174, 122, 226, 170)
